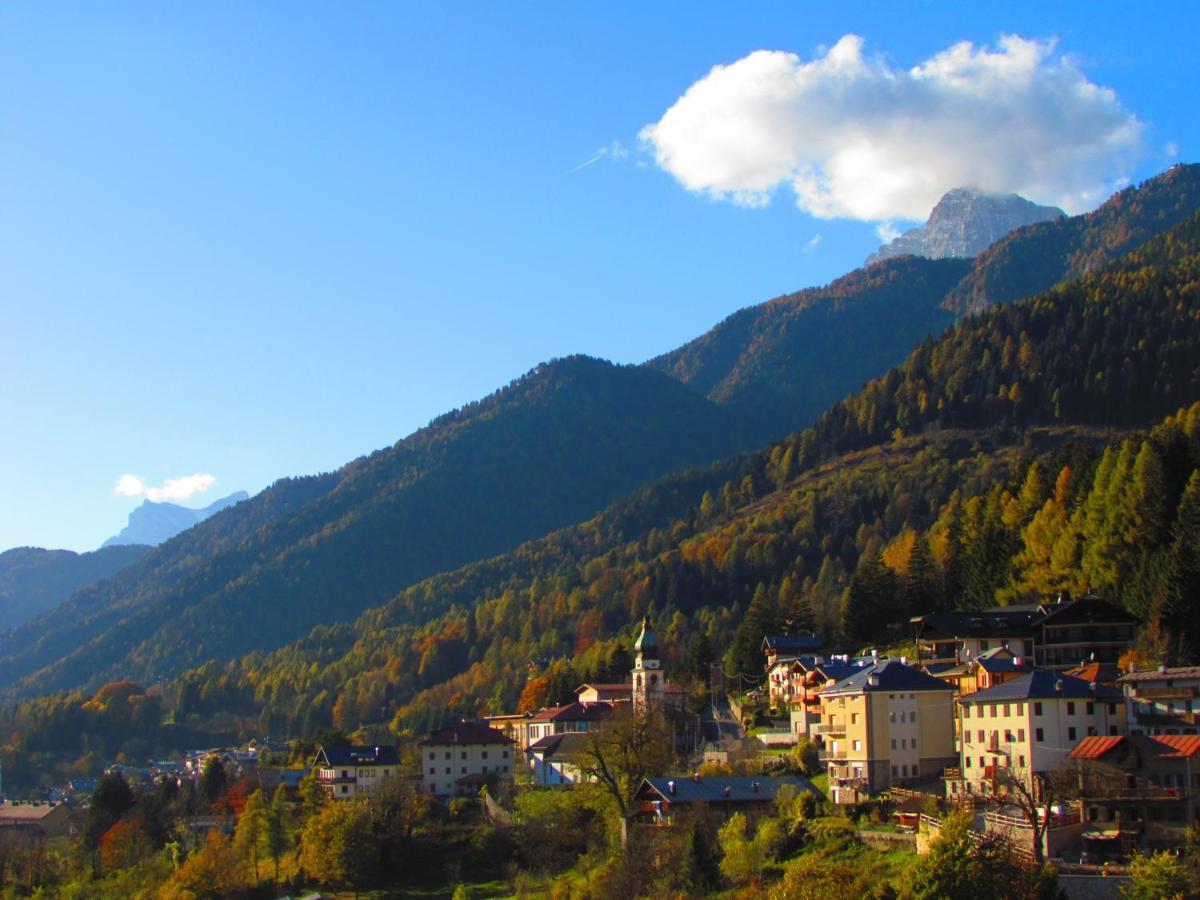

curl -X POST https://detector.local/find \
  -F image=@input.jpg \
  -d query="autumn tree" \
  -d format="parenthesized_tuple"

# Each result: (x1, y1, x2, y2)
(264, 784, 291, 882)
(299, 799, 379, 895)
(233, 788, 266, 883)
(576, 704, 673, 846)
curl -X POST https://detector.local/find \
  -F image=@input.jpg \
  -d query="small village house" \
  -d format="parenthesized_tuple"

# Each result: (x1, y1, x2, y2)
(1120, 665, 1200, 735)
(636, 774, 822, 826)
(313, 744, 399, 800)
(420, 721, 514, 797)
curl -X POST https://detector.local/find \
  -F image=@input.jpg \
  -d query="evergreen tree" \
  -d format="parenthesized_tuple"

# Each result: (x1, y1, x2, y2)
(233, 788, 266, 883)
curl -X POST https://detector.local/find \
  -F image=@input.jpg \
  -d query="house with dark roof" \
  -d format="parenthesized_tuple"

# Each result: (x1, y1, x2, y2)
(525, 731, 594, 786)
(1068, 734, 1200, 859)
(419, 721, 514, 797)
(525, 701, 614, 748)
(636, 774, 822, 826)
(786, 659, 866, 742)
(762, 633, 823, 669)
(0, 802, 80, 841)
(819, 659, 957, 804)
(1119, 666, 1200, 736)
(949, 670, 1124, 801)
(312, 745, 399, 800)
(910, 595, 1135, 671)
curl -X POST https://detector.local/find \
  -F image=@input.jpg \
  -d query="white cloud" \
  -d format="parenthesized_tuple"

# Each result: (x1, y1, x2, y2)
(641, 34, 1143, 221)
(114, 472, 216, 503)
(566, 140, 629, 174)
(803, 234, 823, 253)
(1165, 141, 1180, 158)
(876, 221, 902, 244)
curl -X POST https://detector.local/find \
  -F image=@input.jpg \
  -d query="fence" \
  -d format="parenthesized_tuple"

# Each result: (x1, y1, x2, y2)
(482, 792, 514, 828)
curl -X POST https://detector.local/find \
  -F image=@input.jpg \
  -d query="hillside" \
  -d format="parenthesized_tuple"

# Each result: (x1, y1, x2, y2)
(75, 207, 1200, 741)
(0, 545, 151, 631)
(0, 358, 762, 696)
(648, 165, 1200, 435)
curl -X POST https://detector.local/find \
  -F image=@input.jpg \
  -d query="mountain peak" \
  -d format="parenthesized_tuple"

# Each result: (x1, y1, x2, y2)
(101, 491, 248, 549)
(866, 188, 1064, 266)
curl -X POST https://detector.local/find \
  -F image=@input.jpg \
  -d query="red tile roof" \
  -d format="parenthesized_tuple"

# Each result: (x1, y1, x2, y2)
(1155, 735, 1200, 758)
(1068, 736, 1125, 760)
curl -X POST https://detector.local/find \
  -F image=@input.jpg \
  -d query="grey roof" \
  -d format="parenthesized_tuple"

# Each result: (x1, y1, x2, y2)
(641, 774, 821, 805)
(960, 669, 1121, 703)
(315, 745, 400, 766)
(525, 732, 592, 758)
(822, 659, 955, 696)
(420, 721, 512, 747)
(910, 596, 1134, 640)
(1118, 666, 1200, 683)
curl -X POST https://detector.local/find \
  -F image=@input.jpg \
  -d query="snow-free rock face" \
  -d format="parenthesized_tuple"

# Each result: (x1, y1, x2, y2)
(866, 188, 1065, 266)
(102, 491, 249, 548)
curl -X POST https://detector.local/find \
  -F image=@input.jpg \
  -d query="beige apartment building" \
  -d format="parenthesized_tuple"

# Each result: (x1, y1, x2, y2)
(951, 670, 1125, 799)
(312, 744, 399, 800)
(819, 659, 957, 804)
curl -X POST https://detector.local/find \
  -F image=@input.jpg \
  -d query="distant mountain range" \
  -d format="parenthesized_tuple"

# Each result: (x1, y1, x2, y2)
(865, 188, 1064, 266)
(102, 492, 249, 548)
(0, 545, 151, 632)
(2, 163, 1199, 700)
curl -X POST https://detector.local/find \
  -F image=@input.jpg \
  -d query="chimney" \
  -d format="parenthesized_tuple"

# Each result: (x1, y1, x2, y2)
(693, 772, 701, 783)
(1089, 682, 1097, 694)
(668, 780, 676, 795)
(752, 781, 760, 793)
(724, 786, 732, 797)
(1055, 679, 1063, 693)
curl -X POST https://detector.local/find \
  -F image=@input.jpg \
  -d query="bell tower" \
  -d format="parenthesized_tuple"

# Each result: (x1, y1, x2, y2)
(631, 616, 663, 714)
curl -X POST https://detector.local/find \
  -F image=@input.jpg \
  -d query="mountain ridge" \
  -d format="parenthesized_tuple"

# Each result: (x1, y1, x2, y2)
(102, 491, 249, 549)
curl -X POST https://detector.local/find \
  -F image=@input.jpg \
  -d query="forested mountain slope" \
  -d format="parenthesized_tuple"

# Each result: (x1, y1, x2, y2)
(82, 207, 1200, 741)
(0, 358, 762, 697)
(0, 545, 151, 631)
(648, 165, 1200, 436)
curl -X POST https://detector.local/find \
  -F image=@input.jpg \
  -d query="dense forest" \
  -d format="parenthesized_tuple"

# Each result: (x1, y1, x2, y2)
(6, 206, 1200, 786)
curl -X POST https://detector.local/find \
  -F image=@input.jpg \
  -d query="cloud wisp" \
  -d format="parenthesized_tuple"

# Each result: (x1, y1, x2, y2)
(114, 473, 217, 503)
(641, 35, 1143, 222)
(566, 140, 629, 175)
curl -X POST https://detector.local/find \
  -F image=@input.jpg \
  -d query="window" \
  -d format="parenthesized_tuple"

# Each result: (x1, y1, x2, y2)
(503, 750, 510, 759)
(890, 711, 896, 723)
(851, 713, 860, 725)
(853, 740, 863, 752)
(444, 768, 451, 775)
(979, 757, 985, 768)
(461, 752, 467, 759)
(482, 751, 489, 759)
(1016, 703, 1024, 716)
(1003, 704, 1010, 716)
(977, 730, 984, 743)
(1017, 755, 1025, 767)
(912, 710, 918, 723)
(965, 757, 972, 768)
(1068, 727, 1077, 741)
(891, 739, 897, 750)
(1109, 703, 1118, 715)
(1018, 728, 1025, 742)
(444, 752, 451, 760)
(1086, 702, 1094, 715)
(1036, 728, 1044, 742)
(428, 767, 435, 775)
(1004, 730, 1013, 743)
(1034, 702, 1043, 716)
(428, 752, 435, 760)
(892, 765, 898, 777)
(1067, 702, 1076, 715)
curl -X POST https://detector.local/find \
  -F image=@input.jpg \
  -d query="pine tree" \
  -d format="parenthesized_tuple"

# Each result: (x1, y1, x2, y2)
(265, 784, 290, 883)
(233, 788, 266, 883)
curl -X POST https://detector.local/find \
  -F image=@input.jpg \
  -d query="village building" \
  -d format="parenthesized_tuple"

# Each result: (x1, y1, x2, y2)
(313, 744, 399, 800)
(1119, 665, 1200, 735)
(819, 659, 957, 805)
(0, 802, 80, 841)
(932, 646, 1033, 698)
(1069, 734, 1200, 859)
(636, 774, 822, 826)
(910, 594, 1136, 671)
(524, 701, 614, 748)
(419, 722, 514, 797)
(525, 731, 593, 786)
(762, 633, 823, 670)
(787, 659, 861, 741)
(950, 670, 1124, 800)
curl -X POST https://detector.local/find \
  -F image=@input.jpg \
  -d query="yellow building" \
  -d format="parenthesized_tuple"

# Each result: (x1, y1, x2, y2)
(952, 670, 1125, 799)
(819, 659, 957, 804)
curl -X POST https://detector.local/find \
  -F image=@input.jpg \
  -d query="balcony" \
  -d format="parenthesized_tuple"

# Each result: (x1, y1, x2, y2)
(1133, 686, 1197, 700)
(817, 720, 846, 735)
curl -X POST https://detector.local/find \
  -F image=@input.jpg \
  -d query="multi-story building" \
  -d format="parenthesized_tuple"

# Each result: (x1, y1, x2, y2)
(911, 595, 1136, 671)
(1069, 734, 1200, 859)
(1119, 666, 1200, 735)
(787, 659, 861, 741)
(523, 701, 614, 748)
(312, 744, 400, 800)
(951, 670, 1124, 800)
(818, 659, 957, 804)
(419, 722, 515, 797)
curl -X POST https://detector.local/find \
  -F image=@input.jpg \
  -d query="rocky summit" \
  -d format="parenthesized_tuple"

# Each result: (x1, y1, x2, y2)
(866, 188, 1064, 266)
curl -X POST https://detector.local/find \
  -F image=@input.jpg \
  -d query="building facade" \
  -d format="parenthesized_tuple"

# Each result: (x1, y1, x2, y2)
(312, 745, 400, 800)
(419, 722, 515, 797)
(1119, 666, 1200, 736)
(818, 659, 957, 804)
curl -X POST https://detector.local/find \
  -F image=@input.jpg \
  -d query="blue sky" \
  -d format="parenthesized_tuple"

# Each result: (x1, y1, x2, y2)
(1, 2, 1196, 552)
